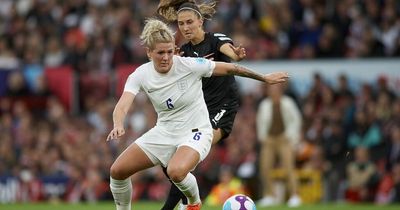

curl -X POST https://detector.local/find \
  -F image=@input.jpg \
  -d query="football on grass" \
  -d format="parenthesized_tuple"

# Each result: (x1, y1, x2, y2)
(222, 194, 256, 210)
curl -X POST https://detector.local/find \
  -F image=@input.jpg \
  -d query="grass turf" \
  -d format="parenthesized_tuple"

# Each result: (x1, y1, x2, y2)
(1, 202, 399, 210)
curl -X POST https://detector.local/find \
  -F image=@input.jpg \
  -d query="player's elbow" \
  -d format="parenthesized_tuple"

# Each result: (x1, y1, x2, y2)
(216, 62, 238, 76)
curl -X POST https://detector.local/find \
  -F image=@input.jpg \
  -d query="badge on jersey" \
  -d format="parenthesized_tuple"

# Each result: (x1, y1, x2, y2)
(177, 80, 188, 91)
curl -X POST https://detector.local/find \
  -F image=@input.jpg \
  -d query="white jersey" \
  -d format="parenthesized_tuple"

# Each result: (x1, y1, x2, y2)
(124, 55, 215, 135)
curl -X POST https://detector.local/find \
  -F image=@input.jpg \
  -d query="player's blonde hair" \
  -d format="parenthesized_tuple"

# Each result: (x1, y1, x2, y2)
(157, 0, 216, 22)
(140, 18, 175, 50)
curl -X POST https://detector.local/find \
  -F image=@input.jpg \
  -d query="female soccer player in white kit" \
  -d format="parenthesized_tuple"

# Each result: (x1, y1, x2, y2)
(106, 18, 289, 210)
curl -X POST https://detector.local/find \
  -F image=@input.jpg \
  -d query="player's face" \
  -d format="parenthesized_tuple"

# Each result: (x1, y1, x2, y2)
(147, 42, 174, 74)
(177, 10, 203, 41)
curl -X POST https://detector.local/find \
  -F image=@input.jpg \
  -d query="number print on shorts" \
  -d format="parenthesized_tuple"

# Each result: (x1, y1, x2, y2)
(166, 98, 174, 109)
(193, 132, 202, 141)
(212, 109, 226, 125)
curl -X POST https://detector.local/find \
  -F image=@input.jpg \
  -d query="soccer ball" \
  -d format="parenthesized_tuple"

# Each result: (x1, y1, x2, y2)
(222, 194, 257, 210)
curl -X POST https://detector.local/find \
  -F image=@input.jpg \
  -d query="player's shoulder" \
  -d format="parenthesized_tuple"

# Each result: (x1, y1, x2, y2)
(128, 62, 150, 78)
(135, 63, 149, 73)
(175, 55, 208, 66)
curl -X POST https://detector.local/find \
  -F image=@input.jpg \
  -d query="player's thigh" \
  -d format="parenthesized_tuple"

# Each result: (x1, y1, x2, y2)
(212, 128, 224, 144)
(168, 130, 212, 180)
(111, 143, 154, 179)
(168, 145, 200, 180)
(209, 105, 238, 143)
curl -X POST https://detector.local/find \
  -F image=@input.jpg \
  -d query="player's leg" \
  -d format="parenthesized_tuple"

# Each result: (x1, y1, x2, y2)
(110, 143, 154, 210)
(167, 129, 212, 207)
(160, 166, 188, 210)
(167, 145, 202, 205)
(212, 128, 224, 144)
(161, 107, 235, 209)
(161, 127, 224, 210)
(160, 128, 223, 210)
(209, 105, 238, 145)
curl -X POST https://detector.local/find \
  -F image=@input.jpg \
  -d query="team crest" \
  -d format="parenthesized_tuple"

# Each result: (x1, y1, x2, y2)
(178, 80, 188, 91)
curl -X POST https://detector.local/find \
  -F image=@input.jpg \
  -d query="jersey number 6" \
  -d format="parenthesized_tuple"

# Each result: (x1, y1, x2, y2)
(193, 132, 202, 141)
(166, 98, 174, 109)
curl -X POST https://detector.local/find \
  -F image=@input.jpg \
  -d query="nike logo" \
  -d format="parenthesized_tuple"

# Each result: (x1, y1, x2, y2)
(147, 89, 157, 93)
(193, 52, 199, 56)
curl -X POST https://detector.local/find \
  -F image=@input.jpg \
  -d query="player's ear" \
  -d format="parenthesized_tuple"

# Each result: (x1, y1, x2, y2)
(146, 47, 152, 60)
(199, 18, 204, 27)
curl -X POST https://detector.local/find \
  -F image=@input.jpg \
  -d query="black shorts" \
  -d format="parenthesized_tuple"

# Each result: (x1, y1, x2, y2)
(208, 103, 238, 140)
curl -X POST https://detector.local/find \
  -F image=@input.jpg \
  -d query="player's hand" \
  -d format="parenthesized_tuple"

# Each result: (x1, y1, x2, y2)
(106, 126, 125, 141)
(229, 44, 246, 61)
(175, 46, 184, 56)
(263, 72, 289, 84)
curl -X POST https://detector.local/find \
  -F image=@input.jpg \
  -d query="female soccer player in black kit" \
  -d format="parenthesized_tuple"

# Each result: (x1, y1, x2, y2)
(157, 0, 246, 209)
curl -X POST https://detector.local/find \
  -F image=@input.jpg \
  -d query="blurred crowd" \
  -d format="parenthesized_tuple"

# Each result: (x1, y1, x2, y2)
(0, 0, 400, 74)
(1, 0, 400, 206)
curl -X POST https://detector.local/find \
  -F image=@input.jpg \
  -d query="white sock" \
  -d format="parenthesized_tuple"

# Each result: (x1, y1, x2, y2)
(173, 173, 200, 204)
(110, 177, 132, 210)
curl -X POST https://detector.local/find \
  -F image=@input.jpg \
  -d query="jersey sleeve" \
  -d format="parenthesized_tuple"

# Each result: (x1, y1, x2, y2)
(181, 57, 215, 78)
(123, 69, 142, 95)
(212, 33, 234, 51)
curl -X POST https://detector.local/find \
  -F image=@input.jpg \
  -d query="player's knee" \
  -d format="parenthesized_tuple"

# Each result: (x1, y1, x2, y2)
(166, 165, 188, 182)
(110, 163, 128, 180)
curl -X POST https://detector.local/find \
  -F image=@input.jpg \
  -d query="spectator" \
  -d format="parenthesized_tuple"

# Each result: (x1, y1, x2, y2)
(5, 71, 30, 97)
(348, 109, 382, 150)
(321, 120, 347, 202)
(205, 166, 246, 206)
(385, 125, 400, 172)
(345, 146, 380, 202)
(392, 163, 400, 203)
(43, 36, 65, 68)
(256, 83, 302, 207)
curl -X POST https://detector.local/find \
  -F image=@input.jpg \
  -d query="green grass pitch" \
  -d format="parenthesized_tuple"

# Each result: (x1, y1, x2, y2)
(2, 202, 399, 210)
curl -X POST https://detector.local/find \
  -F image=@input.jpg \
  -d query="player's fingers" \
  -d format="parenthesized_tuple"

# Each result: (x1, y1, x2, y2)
(106, 132, 115, 141)
(118, 129, 125, 137)
(235, 44, 244, 51)
(112, 131, 118, 140)
(283, 72, 289, 78)
(228, 43, 235, 50)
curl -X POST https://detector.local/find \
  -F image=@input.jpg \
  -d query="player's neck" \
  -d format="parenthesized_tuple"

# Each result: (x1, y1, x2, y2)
(190, 31, 205, 45)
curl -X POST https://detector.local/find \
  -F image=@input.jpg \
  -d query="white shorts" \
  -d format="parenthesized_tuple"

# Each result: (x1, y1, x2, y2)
(134, 126, 213, 168)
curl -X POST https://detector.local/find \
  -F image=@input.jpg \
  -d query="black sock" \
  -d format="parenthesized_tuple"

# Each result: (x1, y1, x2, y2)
(160, 167, 188, 210)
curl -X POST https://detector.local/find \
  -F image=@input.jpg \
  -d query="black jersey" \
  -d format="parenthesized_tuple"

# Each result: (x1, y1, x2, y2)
(180, 32, 239, 112)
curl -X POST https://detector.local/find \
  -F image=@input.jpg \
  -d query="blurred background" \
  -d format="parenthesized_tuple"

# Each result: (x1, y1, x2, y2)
(0, 0, 400, 208)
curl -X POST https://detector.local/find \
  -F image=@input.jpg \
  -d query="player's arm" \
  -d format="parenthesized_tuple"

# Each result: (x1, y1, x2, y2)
(220, 43, 246, 61)
(212, 62, 289, 84)
(106, 92, 135, 141)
